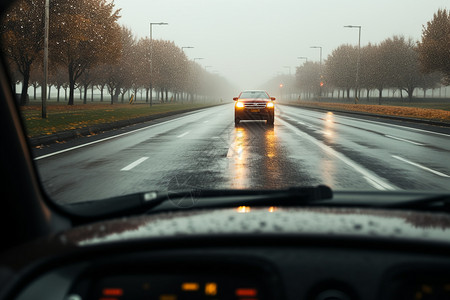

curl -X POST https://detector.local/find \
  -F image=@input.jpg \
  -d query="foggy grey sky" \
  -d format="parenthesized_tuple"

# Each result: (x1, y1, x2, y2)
(114, 0, 449, 92)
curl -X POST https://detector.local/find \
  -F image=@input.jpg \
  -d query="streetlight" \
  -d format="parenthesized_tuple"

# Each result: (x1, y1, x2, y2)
(344, 25, 362, 103)
(149, 22, 168, 107)
(297, 56, 308, 64)
(310, 46, 322, 66)
(310, 46, 323, 97)
(181, 46, 194, 52)
(283, 66, 291, 75)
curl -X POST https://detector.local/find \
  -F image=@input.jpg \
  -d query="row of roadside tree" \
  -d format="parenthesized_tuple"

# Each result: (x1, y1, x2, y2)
(263, 9, 450, 103)
(1, 0, 234, 106)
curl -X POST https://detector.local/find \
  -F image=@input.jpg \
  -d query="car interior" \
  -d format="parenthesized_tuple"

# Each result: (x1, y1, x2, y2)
(1, 1, 450, 300)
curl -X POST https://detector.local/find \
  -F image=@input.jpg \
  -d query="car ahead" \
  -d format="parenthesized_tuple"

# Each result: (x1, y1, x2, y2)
(233, 90, 275, 125)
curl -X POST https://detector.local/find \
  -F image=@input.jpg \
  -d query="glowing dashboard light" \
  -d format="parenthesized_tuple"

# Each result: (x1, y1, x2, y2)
(421, 284, 433, 294)
(237, 206, 251, 213)
(159, 295, 177, 300)
(266, 102, 274, 108)
(102, 288, 123, 296)
(205, 282, 218, 296)
(182, 282, 199, 291)
(236, 101, 244, 108)
(235, 288, 258, 297)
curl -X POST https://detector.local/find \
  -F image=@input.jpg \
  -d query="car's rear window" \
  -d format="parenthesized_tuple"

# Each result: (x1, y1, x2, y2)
(240, 91, 269, 99)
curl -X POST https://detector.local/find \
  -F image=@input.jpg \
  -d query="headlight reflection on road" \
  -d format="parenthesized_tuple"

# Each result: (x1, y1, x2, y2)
(229, 127, 248, 189)
(323, 111, 336, 141)
(262, 126, 284, 189)
(236, 129, 245, 160)
(265, 127, 276, 159)
(319, 158, 337, 189)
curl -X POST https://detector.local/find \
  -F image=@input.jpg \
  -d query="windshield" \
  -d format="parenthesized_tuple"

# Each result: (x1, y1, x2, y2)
(239, 91, 270, 99)
(1, 0, 449, 206)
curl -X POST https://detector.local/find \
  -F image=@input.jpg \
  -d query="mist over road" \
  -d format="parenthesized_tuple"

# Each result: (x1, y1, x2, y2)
(33, 104, 450, 204)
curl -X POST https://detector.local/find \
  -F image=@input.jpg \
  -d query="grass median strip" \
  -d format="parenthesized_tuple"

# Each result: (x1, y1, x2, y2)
(294, 102, 450, 123)
(21, 103, 211, 138)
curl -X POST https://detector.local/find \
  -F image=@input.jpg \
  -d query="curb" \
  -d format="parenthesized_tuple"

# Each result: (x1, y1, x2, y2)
(29, 104, 221, 147)
(283, 103, 450, 127)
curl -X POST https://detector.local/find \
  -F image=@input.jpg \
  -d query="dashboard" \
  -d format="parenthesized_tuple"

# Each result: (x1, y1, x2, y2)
(11, 241, 450, 300)
(3, 206, 450, 300)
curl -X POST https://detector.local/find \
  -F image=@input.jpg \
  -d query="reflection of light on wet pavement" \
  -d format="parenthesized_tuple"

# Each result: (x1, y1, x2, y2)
(227, 124, 280, 189)
(228, 127, 248, 188)
(263, 127, 281, 183)
(319, 158, 337, 188)
(265, 127, 276, 159)
(323, 111, 336, 141)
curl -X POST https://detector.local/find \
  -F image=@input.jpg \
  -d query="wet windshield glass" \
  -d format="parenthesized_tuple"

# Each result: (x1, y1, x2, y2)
(240, 91, 270, 99)
(1, 0, 449, 205)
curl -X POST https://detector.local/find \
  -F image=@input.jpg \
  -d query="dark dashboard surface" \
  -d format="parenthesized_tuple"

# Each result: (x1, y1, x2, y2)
(3, 206, 450, 300)
(11, 244, 450, 300)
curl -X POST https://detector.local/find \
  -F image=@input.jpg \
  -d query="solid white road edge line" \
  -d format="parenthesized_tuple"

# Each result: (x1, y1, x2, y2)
(392, 155, 450, 178)
(279, 118, 397, 191)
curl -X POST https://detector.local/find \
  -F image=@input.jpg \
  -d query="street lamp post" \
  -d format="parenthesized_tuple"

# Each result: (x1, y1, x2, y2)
(149, 22, 168, 107)
(297, 56, 308, 64)
(310, 46, 323, 97)
(283, 66, 291, 75)
(344, 25, 362, 103)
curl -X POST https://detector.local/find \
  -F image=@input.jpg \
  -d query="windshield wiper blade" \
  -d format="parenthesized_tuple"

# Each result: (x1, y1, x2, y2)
(63, 191, 161, 221)
(164, 185, 334, 209)
(64, 185, 333, 222)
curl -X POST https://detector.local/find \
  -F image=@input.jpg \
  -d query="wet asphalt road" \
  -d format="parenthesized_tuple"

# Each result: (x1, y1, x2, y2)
(33, 104, 450, 204)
